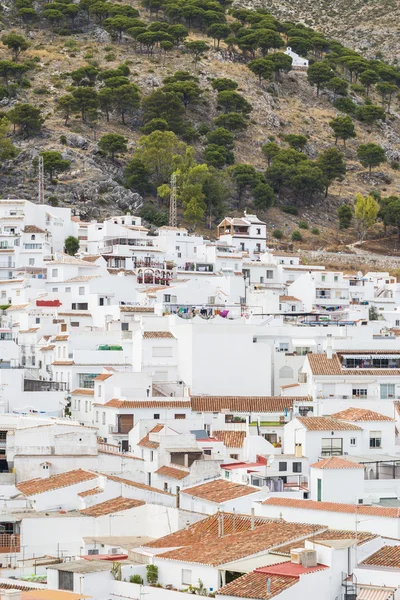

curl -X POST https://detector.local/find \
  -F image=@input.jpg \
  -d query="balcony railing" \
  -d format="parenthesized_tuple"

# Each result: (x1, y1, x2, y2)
(0, 534, 20, 553)
(24, 379, 68, 392)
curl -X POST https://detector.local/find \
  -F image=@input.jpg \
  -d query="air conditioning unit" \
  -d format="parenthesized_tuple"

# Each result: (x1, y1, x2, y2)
(110, 548, 119, 555)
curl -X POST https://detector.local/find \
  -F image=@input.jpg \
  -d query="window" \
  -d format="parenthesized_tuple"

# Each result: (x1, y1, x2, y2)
(102, 412, 106, 425)
(279, 342, 289, 352)
(65, 287, 71, 293)
(293, 462, 302, 473)
(154, 414, 160, 420)
(396, 320, 400, 327)
(174, 414, 186, 419)
(291, 305, 296, 312)
(31, 235, 36, 241)
(164, 482, 168, 492)
(208, 296, 215, 305)
(257, 228, 261, 235)
(121, 323, 129, 331)
(370, 431, 382, 448)
(52, 288, 58, 292)
(256, 243, 261, 252)
(279, 462, 287, 471)
(182, 570, 192, 585)
(321, 275, 326, 282)
(59, 571, 73, 591)
(99, 297, 104, 306)
(71, 322, 79, 327)
(317, 478, 322, 502)
(29, 258, 35, 266)
(266, 270, 273, 279)
(52, 269, 58, 277)
(0, 292, 4, 299)
(79, 287, 85, 296)
(321, 438, 343, 456)
(203, 449, 211, 456)
(16, 290, 20, 296)
(279, 366, 293, 379)
(334, 275, 339, 282)
(175, 246, 180, 251)
(163, 295, 171, 303)
(230, 454, 239, 460)
(352, 388, 367, 398)
(150, 450, 154, 462)
(152, 347, 173, 358)
(380, 384, 395, 399)
(225, 470, 230, 479)
(350, 438, 357, 446)
(95, 411, 99, 423)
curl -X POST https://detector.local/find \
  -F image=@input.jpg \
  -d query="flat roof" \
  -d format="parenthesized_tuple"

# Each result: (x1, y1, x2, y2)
(82, 536, 154, 547)
(47, 560, 112, 574)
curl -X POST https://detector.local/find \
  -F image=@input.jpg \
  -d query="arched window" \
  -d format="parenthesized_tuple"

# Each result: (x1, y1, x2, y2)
(31, 234, 35, 240)
(279, 366, 293, 379)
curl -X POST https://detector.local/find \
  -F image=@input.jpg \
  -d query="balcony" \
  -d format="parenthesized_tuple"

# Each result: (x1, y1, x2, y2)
(24, 379, 68, 392)
(0, 534, 20, 553)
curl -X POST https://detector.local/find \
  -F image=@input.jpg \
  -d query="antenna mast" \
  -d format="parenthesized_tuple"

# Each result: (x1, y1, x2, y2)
(169, 172, 177, 228)
(38, 155, 44, 204)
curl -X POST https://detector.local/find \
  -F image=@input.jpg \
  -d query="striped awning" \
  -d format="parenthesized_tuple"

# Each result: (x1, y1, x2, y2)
(358, 586, 396, 600)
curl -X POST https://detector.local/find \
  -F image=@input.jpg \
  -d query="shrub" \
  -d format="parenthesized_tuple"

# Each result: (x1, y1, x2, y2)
(390, 160, 400, 170)
(291, 230, 303, 241)
(146, 564, 158, 585)
(130, 575, 144, 584)
(298, 220, 308, 229)
(60, 135, 67, 145)
(311, 227, 320, 235)
(281, 205, 298, 215)
(272, 228, 283, 239)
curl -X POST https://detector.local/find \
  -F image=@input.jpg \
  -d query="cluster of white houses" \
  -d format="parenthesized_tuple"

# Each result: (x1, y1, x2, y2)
(0, 199, 398, 600)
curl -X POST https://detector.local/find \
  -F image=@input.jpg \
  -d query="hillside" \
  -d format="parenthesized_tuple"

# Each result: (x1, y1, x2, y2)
(0, 0, 399, 251)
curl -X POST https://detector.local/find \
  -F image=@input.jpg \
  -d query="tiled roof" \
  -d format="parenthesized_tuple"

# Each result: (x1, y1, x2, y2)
(52, 360, 74, 366)
(262, 497, 400, 518)
(105, 473, 172, 495)
(48, 253, 98, 266)
(52, 335, 69, 341)
(39, 345, 55, 352)
(181, 479, 260, 503)
(120, 306, 155, 313)
(360, 545, 400, 569)
(78, 487, 103, 497)
(138, 424, 164, 449)
(94, 373, 113, 381)
(57, 312, 92, 317)
(80, 496, 145, 516)
(17, 469, 98, 496)
(330, 408, 394, 422)
(64, 275, 99, 282)
(155, 465, 189, 480)
(99, 399, 191, 409)
(71, 388, 95, 396)
(274, 529, 377, 554)
(213, 430, 246, 448)
(218, 572, 297, 599)
(157, 522, 325, 566)
(279, 296, 301, 302)
(149, 513, 276, 549)
(19, 327, 40, 333)
(143, 331, 175, 339)
(81, 255, 101, 262)
(190, 396, 302, 413)
(23, 225, 46, 233)
(308, 352, 400, 376)
(296, 417, 362, 431)
(6, 304, 30, 311)
(310, 457, 364, 470)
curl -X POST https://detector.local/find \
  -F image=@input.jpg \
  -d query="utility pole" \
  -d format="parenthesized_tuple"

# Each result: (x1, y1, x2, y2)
(169, 172, 177, 228)
(38, 155, 44, 204)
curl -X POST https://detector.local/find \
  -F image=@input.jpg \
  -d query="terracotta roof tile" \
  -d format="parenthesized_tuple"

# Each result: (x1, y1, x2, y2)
(81, 255, 101, 263)
(19, 327, 40, 333)
(78, 487, 103, 497)
(52, 335, 69, 342)
(213, 430, 246, 448)
(157, 522, 325, 566)
(105, 473, 172, 495)
(23, 225, 46, 233)
(218, 572, 297, 599)
(296, 417, 362, 431)
(39, 345, 55, 352)
(48, 253, 98, 267)
(17, 469, 98, 496)
(63, 276, 99, 283)
(262, 497, 400, 518)
(149, 513, 276, 549)
(274, 530, 377, 555)
(190, 396, 303, 413)
(308, 352, 400, 377)
(360, 545, 400, 568)
(143, 331, 175, 339)
(138, 424, 164, 449)
(181, 479, 260, 503)
(57, 312, 92, 318)
(330, 408, 395, 422)
(155, 465, 189, 480)
(52, 361, 74, 366)
(80, 496, 145, 516)
(7, 304, 30, 311)
(94, 374, 113, 381)
(98, 399, 191, 409)
(71, 388, 95, 396)
(279, 296, 301, 302)
(310, 457, 364, 470)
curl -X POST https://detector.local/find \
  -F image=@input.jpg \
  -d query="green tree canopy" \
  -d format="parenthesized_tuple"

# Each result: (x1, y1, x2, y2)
(8, 103, 43, 136)
(2, 33, 28, 61)
(64, 235, 80, 255)
(329, 115, 356, 146)
(317, 146, 346, 196)
(41, 150, 71, 180)
(354, 192, 379, 242)
(98, 133, 128, 160)
(357, 143, 386, 175)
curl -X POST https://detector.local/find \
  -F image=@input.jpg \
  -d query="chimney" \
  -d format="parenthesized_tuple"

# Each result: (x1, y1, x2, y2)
(326, 334, 333, 360)
(250, 507, 255, 530)
(266, 578, 271, 596)
(1, 591, 22, 600)
(295, 443, 302, 458)
(40, 462, 50, 479)
(185, 520, 190, 530)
